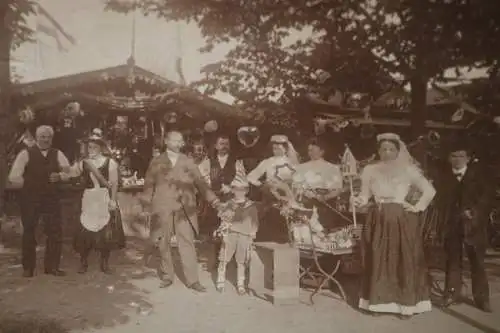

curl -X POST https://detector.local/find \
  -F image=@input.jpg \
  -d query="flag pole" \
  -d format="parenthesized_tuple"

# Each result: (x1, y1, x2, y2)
(341, 144, 358, 228)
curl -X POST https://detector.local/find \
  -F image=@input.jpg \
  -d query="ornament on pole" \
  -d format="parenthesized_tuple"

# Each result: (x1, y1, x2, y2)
(341, 145, 358, 228)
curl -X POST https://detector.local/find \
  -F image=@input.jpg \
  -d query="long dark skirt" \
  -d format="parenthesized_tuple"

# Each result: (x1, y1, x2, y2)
(359, 203, 431, 315)
(73, 210, 126, 255)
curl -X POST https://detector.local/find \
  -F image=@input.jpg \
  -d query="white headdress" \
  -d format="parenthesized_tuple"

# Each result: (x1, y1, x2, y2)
(376, 132, 420, 170)
(270, 134, 299, 164)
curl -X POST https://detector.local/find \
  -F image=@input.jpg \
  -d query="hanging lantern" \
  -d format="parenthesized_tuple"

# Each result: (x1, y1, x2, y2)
(237, 126, 260, 148)
(204, 120, 218, 133)
(19, 107, 35, 124)
(163, 112, 177, 124)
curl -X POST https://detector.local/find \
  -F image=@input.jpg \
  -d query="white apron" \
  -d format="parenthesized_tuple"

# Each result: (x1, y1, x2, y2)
(80, 187, 111, 232)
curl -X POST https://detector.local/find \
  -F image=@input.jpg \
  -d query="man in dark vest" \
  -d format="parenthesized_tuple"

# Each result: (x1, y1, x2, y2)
(8, 125, 71, 278)
(198, 134, 246, 266)
(435, 142, 493, 312)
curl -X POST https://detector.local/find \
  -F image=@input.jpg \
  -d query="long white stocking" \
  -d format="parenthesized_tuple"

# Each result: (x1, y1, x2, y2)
(217, 262, 227, 284)
(237, 263, 246, 287)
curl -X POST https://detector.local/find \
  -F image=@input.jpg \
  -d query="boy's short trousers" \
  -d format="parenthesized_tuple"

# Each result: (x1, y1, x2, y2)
(219, 232, 252, 264)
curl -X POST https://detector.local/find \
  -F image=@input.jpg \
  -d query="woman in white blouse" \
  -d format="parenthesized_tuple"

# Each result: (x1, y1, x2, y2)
(247, 134, 299, 189)
(247, 134, 299, 241)
(71, 129, 125, 274)
(352, 133, 436, 319)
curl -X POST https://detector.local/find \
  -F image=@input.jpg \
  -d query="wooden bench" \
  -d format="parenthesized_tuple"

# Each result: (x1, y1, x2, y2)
(249, 242, 300, 305)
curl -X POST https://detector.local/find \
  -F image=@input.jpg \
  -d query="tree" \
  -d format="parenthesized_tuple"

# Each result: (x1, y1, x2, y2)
(0, 0, 36, 217)
(105, 0, 500, 161)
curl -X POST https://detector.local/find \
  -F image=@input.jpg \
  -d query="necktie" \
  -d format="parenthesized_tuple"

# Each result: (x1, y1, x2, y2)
(454, 172, 463, 181)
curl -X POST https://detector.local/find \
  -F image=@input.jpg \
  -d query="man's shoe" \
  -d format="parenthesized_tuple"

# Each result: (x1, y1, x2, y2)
(77, 264, 88, 274)
(476, 300, 492, 313)
(23, 269, 34, 278)
(44, 269, 66, 277)
(159, 279, 173, 289)
(188, 282, 207, 293)
(442, 295, 461, 307)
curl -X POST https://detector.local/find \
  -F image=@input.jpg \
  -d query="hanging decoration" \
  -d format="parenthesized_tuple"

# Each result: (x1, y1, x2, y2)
(203, 120, 218, 133)
(19, 107, 35, 124)
(237, 126, 260, 148)
(163, 112, 177, 124)
(341, 145, 359, 228)
(62, 101, 82, 118)
(360, 106, 376, 139)
(451, 108, 465, 122)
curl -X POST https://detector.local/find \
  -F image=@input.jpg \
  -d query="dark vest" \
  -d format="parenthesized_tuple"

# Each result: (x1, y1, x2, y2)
(209, 154, 237, 192)
(22, 147, 61, 202)
(83, 158, 110, 189)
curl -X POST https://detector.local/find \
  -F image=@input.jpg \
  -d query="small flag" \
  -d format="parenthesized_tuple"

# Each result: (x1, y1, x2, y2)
(341, 146, 358, 177)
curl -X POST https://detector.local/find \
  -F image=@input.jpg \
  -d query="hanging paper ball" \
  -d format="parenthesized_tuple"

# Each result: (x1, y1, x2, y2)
(19, 107, 35, 124)
(427, 131, 440, 145)
(163, 112, 177, 124)
(237, 126, 260, 148)
(204, 120, 218, 133)
(63, 101, 81, 118)
(493, 116, 500, 125)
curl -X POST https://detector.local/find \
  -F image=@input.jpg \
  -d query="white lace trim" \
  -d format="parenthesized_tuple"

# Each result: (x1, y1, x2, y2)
(359, 298, 432, 315)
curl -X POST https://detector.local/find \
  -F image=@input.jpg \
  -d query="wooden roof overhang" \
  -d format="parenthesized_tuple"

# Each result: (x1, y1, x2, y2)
(10, 64, 253, 126)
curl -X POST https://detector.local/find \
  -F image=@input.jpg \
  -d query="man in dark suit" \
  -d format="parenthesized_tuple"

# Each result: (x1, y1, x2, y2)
(437, 142, 493, 312)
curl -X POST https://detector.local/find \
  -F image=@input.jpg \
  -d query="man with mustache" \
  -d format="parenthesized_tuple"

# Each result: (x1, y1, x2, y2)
(141, 130, 221, 292)
(8, 125, 71, 278)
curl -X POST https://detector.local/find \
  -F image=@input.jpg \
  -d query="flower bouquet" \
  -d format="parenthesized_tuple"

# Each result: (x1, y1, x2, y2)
(213, 202, 235, 240)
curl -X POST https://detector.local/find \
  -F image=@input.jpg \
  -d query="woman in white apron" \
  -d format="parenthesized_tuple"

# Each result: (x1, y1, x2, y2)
(72, 129, 125, 274)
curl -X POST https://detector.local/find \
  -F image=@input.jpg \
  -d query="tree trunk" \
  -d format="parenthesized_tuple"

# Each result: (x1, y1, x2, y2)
(409, 74, 428, 169)
(0, 2, 12, 217)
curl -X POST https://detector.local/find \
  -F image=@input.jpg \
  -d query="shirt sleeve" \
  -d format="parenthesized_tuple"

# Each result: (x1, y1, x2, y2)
(57, 150, 71, 172)
(247, 160, 267, 186)
(198, 158, 211, 187)
(63, 161, 84, 180)
(408, 166, 436, 212)
(7, 150, 29, 187)
(357, 164, 373, 206)
(108, 159, 119, 186)
(235, 159, 246, 180)
(329, 164, 343, 190)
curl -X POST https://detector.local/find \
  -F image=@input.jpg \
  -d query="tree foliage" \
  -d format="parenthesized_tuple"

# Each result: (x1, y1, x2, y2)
(106, 0, 500, 105)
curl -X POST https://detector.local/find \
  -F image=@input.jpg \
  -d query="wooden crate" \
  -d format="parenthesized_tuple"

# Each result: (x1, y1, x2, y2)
(249, 242, 300, 305)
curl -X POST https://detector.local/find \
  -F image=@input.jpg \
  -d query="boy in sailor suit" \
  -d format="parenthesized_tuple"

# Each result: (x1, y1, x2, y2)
(215, 178, 259, 295)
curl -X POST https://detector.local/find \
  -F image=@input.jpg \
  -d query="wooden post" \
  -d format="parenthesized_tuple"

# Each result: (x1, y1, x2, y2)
(249, 242, 300, 305)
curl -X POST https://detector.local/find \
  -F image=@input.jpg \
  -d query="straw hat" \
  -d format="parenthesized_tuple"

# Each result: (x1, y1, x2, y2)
(270, 134, 289, 144)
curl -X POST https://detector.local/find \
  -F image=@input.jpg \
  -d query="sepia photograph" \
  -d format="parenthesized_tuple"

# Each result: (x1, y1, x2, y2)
(0, 0, 499, 332)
